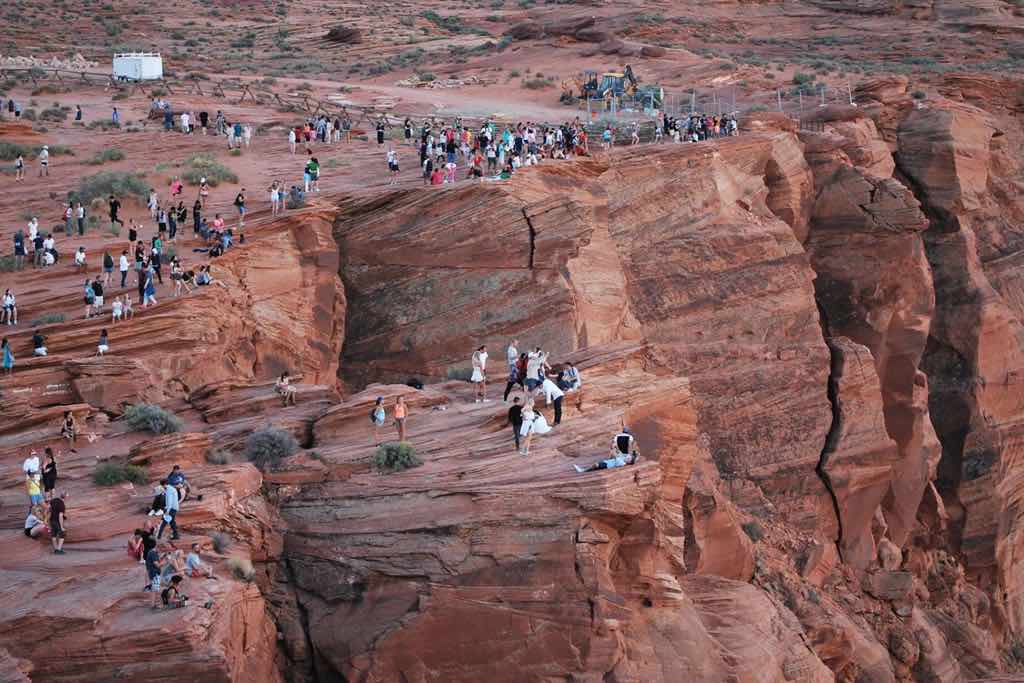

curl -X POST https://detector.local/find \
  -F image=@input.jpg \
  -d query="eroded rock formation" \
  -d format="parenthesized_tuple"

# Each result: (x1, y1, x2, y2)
(2, 75, 1024, 683)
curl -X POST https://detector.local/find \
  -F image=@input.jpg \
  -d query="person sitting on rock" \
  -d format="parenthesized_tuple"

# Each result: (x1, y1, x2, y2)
(186, 543, 215, 579)
(573, 427, 640, 473)
(32, 329, 47, 356)
(275, 372, 297, 406)
(160, 575, 188, 609)
(24, 505, 48, 538)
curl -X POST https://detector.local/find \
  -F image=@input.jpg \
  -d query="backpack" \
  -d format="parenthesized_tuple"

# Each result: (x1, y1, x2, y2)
(369, 409, 376, 423)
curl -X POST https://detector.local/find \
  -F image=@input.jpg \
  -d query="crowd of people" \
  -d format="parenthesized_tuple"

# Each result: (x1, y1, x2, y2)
(19, 440, 216, 609)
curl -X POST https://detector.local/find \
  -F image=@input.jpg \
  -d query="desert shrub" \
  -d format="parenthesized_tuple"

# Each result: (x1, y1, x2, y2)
(229, 148, 242, 157)
(0, 255, 17, 272)
(285, 195, 305, 210)
(210, 532, 233, 554)
(422, 10, 468, 33)
(70, 171, 148, 206)
(245, 428, 298, 469)
(206, 448, 232, 465)
(29, 312, 65, 326)
(521, 78, 554, 89)
(226, 556, 255, 581)
(93, 462, 148, 486)
(373, 442, 422, 473)
(123, 403, 183, 434)
(40, 106, 69, 122)
(87, 119, 121, 130)
(792, 71, 815, 86)
(417, 72, 436, 82)
(21, 109, 37, 121)
(181, 154, 237, 186)
(86, 148, 125, 165)
(747, 103, 769, 112)
(741, 520, 764, 542)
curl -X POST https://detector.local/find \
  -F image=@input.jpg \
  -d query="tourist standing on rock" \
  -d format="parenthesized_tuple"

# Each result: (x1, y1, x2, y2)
(50, 491, 67, 554)
(157, 479, 180, 540)
(42, 448, 58, 501)
(541, 376, 565, 426)
(371, 397, 386, 445)
(2, 338, 13, 376)
(387, 148, 400, 184)
(102, 250, 114, 286)
(2, 289, 17, 325)
(38, 145, 49, 177)
(394, 395, 407, 442)
(14, 152, 24, 181)
(471, 345, 488, 402)
(375, 117, 388, 146)
(234, 188, 246, 229)
(26, 474, 42, 509)
(288, 127, 297, 155)
(519, 398, 537, 456)
(112, 107, 120, 126)
(119, 249, 130, 288)
(12, 229, 24, 270)
(268, 181, 282, 216)
(22, 450, 40, 477)
(507, 396, 523, 452)
(143, 264, 158, 308)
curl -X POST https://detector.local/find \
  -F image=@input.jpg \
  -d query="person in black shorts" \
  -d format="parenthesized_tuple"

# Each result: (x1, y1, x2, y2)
(50, 491, 67, 554)
(108, 195, 124, 230)
(42, 448, 57, 501)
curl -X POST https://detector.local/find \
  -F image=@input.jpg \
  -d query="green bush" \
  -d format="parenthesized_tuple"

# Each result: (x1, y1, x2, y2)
(87, 119, 121, 131)
(0, 255, 17, 272)
(245, 428, 298, 469)
(210, 531, 232, 553)
(206, 448, 232, 465)
(181, 154, 237, 186)
(70, 171, 148, 206)
(373, 442, 422, 473)
(93, 462, 148, 486)
(123, 403, 183, 434)
(521, 78, 554, 90)
(0, 142, 72, 161)
(86, 148, 125, 165)
(792, 72, 815, 86)
(741, 521, 764, 542)
(226, 556, 255, 581)
(29, 312, 65, 326)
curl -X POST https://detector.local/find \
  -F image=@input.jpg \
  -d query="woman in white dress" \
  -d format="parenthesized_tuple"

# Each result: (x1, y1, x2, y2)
(471, 345, 488, 402)
(518, 398, 551, 456)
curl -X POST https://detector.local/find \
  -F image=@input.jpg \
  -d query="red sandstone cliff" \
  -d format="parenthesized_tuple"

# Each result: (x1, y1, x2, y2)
(1, 76, 1024, 683)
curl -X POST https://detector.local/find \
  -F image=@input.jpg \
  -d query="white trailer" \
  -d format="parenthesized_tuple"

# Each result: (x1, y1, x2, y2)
(112, 52, 163, 82)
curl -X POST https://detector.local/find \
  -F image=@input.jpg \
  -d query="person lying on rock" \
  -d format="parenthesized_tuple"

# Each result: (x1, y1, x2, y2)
(573, 427, 640, 473)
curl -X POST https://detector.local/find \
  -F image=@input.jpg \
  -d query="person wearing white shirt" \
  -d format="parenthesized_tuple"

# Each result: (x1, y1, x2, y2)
(541, 377, 565, 425)
(471, 345, 488, 403)
(157, 480, 180, 540)
(118, 250, 129, 288)
(180, 112, 190, 134)
(506, 339, 518, 370)
(74, 247, 86, 269)
(28, 217, 38, 241)
(22, 451, 40, 476)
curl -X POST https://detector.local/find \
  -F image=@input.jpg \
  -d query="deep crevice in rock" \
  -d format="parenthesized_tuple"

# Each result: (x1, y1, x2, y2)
(814, 305, 846, 561)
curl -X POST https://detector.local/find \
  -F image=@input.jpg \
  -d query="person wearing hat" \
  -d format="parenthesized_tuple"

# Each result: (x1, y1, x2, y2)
(38, 145, 49, 177)
(572, 427, 640, 473)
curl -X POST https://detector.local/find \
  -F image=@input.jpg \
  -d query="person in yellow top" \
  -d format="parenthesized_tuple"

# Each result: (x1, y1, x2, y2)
(394, 395, 408, 442)
(27, 474, 43, 506)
